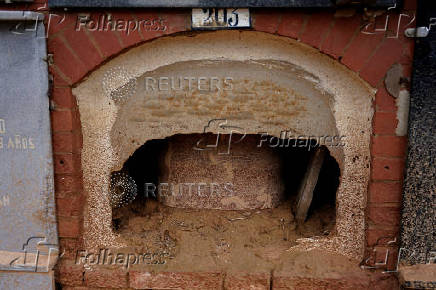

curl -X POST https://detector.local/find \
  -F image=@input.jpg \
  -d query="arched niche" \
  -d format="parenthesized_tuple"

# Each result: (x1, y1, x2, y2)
(73, 30, 374, 261)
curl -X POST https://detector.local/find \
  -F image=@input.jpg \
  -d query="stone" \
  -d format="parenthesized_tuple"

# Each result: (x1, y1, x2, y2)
(159, 134, 285, 210)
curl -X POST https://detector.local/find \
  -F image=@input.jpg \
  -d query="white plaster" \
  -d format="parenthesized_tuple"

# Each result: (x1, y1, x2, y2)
(396, 89, 410, 136)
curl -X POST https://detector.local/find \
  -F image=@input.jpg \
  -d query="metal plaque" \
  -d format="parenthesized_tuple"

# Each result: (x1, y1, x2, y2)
(0, 12, 58, 290)
(192, 8, 250, 29)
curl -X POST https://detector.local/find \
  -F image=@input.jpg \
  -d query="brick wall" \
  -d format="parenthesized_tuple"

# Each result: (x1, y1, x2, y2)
(0, 0, 417, 287)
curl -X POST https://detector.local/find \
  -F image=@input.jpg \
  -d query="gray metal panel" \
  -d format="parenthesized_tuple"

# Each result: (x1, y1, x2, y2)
(0, 15, 58, 276)
(0, 11, 43, 21)
(0, 0, 34, 2)
(48, 0, 397, 8)
(0, 272, 54, 290)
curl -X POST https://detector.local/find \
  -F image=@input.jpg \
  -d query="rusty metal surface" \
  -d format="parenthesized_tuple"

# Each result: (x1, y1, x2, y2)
(0, 14, 58, 284)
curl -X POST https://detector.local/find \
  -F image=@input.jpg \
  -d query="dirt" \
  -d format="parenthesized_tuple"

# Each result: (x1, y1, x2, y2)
(112, 199, 335, 272)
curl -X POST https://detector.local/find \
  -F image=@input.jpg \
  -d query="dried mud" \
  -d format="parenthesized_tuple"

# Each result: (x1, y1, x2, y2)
(112, 199, 335, 272)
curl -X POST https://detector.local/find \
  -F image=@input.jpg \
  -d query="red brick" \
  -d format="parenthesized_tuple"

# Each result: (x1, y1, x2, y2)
(52, 88, 76, 109)
(388, 14, 416, 47)
(277, 12, 305, 39)
(85, 268, 128, 288)
(371, 157, 405, 181)
(53, 132, 82, 153)
(110, 11, 144, 48)
(360, 39, 404, 87)
(402, 41, 415, 65)
(77, 12, 123, 53)
(375, 86, 397, 112)
(369, 181, 403, 203)
(134, 11, 168, 41)
(341, 31, 384, 72)
(130, 271, 223, 289)
(55, 175, 83, 195)
(51, 110, 75, 132)
(62, 29, 102, 74)
(401, 62, 413, 83)
(368, 245, 399, 270)
(321, 15, 361, 59)
(254, 10, 281, 34)
(273, 275, 371, 289)
(56, 195, 85, 217)
(58, 216, 81, 238)
(55, 260, 84, 286)
(59, 238, 81, 260)
(373, 111, 398, 135)
(299, 13, 334, 49)
(50, 65, 72, 87)
(72, 110, 82, 130)
(370, 273, 399, 290)
(54, 153, 81, 174)
(224, 272, 270, 290)
(403, 0, 417, 11)
(372, 135, 407, 157)
(368, 206, 401, 226)
(48, 37, 88, 84)
(366, 228, 399, 246)
(87, 29, 123, 59)
(47, 13, 78, 36)
(159, 11, 188, 35)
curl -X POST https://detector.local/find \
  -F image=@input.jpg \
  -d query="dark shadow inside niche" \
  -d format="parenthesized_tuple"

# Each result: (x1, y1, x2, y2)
(111, 138, 168, 231)
(110, 133, 339, 238)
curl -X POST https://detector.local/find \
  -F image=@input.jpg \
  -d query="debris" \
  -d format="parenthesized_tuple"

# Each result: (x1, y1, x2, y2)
(295, 147, 326, 224)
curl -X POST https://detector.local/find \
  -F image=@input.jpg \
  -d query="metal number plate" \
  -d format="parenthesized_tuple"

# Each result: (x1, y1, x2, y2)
(192, 8, 250, 29)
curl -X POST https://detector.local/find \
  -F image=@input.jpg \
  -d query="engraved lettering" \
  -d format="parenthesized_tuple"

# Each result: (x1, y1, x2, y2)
(0, 119, 5, 134)
(29, 137, 35, 150)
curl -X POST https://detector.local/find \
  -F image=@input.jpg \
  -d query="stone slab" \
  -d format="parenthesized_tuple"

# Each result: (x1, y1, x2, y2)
(400, 0, 436, 267)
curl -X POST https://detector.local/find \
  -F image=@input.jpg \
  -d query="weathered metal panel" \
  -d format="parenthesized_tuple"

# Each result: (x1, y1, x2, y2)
(0, 13, 58, 289)
(0, 272, 55, 290)
(48, 0, 397, 8)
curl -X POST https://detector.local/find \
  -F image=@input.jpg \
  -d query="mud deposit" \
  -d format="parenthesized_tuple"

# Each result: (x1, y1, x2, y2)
(112, 199, 335, 272)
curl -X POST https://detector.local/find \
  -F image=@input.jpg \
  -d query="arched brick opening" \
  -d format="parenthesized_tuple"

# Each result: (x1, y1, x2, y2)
(48, 9, 414, 287)
(72, 30, 373, 260)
